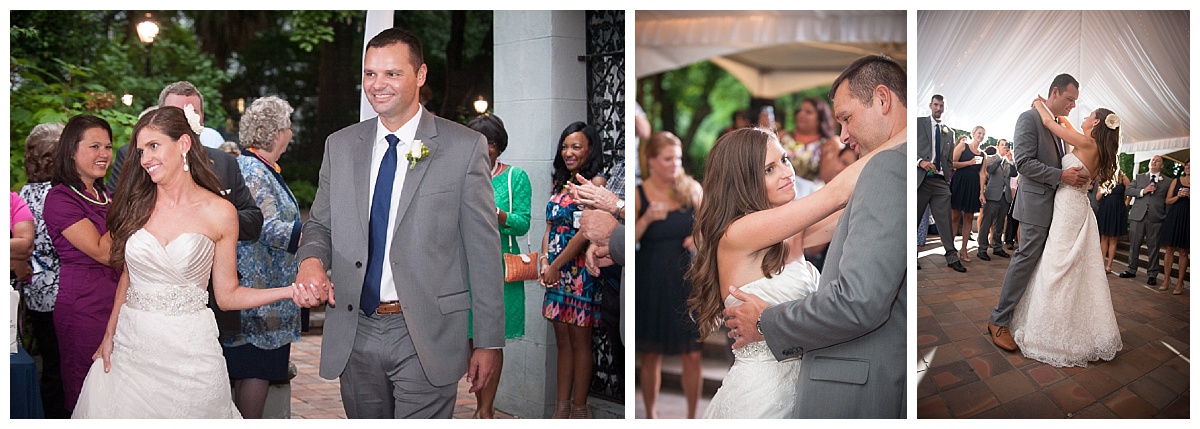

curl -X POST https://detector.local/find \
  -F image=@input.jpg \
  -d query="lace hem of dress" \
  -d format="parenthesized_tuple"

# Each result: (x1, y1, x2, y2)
(1018, 340, 1121, 368)
(126, 285, 208, 314)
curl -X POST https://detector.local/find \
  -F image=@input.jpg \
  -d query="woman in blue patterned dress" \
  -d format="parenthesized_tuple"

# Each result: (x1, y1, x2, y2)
(224, 96, 302, 418)
(539, 122, 606, 418)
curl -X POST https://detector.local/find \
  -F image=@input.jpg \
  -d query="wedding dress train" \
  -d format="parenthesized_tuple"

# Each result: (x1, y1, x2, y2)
(73, 228, 241, 418)
(703, 259, 819, 418)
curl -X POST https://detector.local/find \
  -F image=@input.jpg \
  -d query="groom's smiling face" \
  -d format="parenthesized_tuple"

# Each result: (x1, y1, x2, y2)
(1048, 83, 1079, 117)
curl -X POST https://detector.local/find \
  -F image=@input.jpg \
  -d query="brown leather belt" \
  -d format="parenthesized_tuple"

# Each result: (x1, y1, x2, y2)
(377, 301, 402, 315)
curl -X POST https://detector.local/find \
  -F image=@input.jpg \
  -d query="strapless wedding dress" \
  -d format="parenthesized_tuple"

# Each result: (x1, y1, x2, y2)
(1011, 153, 1122, 367)
(702, 259, 820, 419)
(73, 228, 241, 418)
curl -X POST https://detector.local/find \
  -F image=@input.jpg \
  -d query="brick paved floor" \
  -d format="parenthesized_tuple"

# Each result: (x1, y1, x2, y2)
(288, 328, 516, 419)
(916, 236, 1189, 418)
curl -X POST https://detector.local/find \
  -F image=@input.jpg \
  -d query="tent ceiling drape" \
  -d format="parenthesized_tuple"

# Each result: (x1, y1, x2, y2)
(917, 11, 1189, 161)
(636, 10, 907, 99)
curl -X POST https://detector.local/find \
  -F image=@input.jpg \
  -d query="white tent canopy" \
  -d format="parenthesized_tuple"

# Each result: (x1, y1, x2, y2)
(917, 11, 1189, 172)
(636, 10, 907, 99)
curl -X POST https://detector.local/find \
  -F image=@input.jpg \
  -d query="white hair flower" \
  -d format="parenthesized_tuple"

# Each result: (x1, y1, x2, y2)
(1104, 113, 1120, 130)
(183, 104, 204, 135)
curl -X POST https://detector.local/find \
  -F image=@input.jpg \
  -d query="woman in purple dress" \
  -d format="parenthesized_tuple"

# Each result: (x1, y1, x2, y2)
(42, 115, 121, 413)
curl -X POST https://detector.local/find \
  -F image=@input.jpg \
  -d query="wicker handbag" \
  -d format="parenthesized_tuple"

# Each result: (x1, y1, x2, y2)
(501, 166, 539, 282)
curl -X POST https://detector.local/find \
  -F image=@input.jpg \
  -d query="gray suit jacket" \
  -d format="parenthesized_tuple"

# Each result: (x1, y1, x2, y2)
(297, 112, 504, 386)
(760, 142, 907, 418)
(915, 116, 954, 186)
(1011, 108, 1063, 228)
(983, 156, 1013, 203)
(1125, 172, 1170, 222)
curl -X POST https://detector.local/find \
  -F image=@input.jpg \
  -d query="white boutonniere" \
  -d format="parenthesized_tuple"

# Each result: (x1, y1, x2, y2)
(405, 140, 429, 170)
(940, 124, 950, 135)
(183, 104, 204, 135)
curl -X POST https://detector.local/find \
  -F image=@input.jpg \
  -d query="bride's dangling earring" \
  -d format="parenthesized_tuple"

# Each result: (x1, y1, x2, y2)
(182, 153, 190, 172)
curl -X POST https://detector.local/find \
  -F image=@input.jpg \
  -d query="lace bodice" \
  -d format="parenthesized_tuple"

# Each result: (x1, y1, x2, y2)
(1060, 153, 1092, 192)
(124, 228, 215, 314)
(725, 259, 820, 361)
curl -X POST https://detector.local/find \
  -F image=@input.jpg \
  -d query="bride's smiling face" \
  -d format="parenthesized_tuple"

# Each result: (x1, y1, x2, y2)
(137, 127, 190, 183)
(763, 139, 796, 208)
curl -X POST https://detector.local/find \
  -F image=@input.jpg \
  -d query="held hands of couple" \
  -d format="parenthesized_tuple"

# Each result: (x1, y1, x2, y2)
(724, 286, 769, 349)
(292, 258, 336, 308)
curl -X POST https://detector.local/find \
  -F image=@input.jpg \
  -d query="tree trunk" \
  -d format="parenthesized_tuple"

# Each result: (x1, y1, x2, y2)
(311, 18, 361, 162)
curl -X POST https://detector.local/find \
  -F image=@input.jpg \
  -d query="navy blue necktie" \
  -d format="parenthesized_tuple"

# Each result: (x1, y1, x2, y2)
(932, 123, 942, 173)
(361, 134, 400, 316)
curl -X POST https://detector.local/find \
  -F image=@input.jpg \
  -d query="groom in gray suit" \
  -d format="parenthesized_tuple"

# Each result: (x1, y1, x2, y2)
(294, 27, 503, 418)
(1119, 155, 1170, 285)
(987, 74, 1091, 352)
(726, 55, 908, 418)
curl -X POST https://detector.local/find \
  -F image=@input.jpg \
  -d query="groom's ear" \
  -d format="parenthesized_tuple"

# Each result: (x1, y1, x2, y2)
(875, 85, 892, 114)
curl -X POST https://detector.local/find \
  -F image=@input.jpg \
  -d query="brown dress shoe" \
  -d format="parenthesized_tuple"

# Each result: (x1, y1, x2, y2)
(988, 322, 1018, 352)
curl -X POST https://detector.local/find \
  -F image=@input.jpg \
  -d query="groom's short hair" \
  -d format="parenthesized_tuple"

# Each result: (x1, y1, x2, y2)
(829, 55, 907, 108)
(1048, 73, 1079, 96)
(367, 27, 425, 69)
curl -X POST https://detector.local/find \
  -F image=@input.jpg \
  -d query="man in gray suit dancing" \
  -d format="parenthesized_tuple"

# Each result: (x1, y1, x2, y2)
(725, 55, 908, 418)
(1119, 155, 1171, 285)
(293, 27, 503, 418)
(977, 140, 1013, 260)
(987, 74, 1091, 351)
(916, 95, 966, 272)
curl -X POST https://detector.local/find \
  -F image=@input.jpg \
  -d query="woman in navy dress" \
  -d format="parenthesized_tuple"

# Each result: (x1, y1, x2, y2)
(1159, 160, 1189, 294)
(949, 128, 985, 262)
(1096, 171, 1130, 273)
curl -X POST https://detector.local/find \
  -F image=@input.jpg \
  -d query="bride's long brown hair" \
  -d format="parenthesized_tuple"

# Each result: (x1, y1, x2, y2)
(107, 106, 224, 267)
(686, 128, 790, 340)
(1090, 107, 1120, 191)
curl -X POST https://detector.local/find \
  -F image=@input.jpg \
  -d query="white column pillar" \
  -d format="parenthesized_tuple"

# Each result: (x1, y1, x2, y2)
(492, 10, 587, 419)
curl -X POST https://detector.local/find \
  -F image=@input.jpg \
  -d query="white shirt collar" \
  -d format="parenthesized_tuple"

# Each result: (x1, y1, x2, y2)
(375, 106, 423, 148)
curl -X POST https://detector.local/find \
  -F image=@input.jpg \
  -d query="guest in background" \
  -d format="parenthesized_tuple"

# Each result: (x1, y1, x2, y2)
(43, 114, 120, 413)
(1159, 160, 1189, 294)
(950, 129, 985, 262)
(466, 113, 532, 418)
(781, 97, 844, 186)
(635, 131, 703, 419)
(1097, 170, 1131, 273)
(220, 141, 241, 158)
(977, 140, 1013, 260)
(17, 121, 69, 418)
(1121, 155, 1171, 285)
(539, 122, 605, 418)
(223, 96, 302, 418)
(721, 109, 751, 136)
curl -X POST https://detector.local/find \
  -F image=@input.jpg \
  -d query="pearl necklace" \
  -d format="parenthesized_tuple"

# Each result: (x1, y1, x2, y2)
(69, 183, 109, 206)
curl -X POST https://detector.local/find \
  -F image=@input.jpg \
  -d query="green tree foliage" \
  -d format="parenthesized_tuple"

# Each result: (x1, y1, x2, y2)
(10, 11, 228, 190)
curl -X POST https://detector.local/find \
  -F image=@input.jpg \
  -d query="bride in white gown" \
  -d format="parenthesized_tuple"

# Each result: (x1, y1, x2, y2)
(685, 128, 869, 418)
(73, 106, 321, 418)
(1010, 98, 1123, 367)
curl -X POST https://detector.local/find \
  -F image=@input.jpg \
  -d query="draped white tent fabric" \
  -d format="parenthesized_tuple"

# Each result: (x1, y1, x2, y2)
(636, 10, 907, 99)
(917, 11, 1189, 172)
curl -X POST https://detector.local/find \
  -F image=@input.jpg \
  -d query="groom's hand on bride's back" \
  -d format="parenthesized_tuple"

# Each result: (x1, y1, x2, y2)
(1061, 165, 1090, 187)
(725, 286, 768, 349)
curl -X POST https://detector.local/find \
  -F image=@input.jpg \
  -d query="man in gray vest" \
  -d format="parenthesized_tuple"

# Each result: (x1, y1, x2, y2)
(977, 140, 1013, 260)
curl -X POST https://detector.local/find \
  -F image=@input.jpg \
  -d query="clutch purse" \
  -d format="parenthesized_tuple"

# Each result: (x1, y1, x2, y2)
(503, 251, 540, 282)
